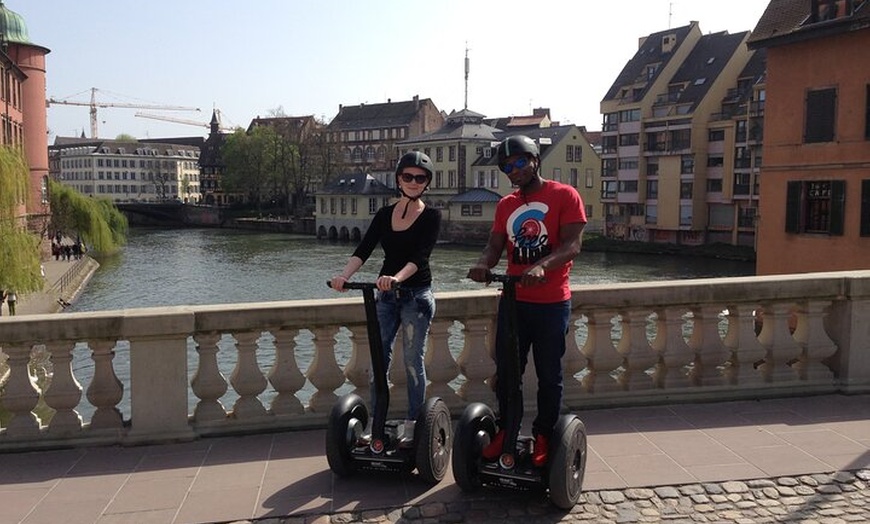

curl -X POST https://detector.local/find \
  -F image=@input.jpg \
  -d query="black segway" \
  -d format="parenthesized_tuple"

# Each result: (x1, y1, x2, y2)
(325, 281, 452, 484)
(451, 274, 587, 509)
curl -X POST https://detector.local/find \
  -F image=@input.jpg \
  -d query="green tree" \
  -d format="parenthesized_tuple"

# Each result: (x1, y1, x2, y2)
(0, 147, 43, 294)
(49, 180, 128, 254)
(221, 126, 277, 213)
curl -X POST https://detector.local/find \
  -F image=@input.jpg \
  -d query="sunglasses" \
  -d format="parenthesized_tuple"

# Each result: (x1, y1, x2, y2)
(400, 173, 429, 184)
(500, 156, 529, 174)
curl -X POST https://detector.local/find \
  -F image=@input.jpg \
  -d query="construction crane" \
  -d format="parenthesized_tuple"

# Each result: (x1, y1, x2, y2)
(135, 110, 234, 132)
(46, 87, 200, 138)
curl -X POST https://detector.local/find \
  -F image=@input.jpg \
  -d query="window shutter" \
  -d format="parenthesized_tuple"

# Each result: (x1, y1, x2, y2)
(830, 180, 845, 236)
(861, 180, 870, 237)
(785, 181, 802, 233)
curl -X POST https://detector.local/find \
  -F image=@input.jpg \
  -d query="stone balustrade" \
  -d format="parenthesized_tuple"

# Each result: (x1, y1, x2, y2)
(1, 270, 868, 452)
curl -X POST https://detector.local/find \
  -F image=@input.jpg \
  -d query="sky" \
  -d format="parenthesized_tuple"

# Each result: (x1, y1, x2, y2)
(14, 0, 770, 142)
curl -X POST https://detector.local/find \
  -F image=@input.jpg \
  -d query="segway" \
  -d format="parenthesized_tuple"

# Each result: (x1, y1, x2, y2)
(324, 281, 452, 484)
(451, 274, 587, 509)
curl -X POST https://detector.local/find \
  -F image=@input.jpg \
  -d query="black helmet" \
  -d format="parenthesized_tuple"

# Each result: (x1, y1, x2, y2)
(496, 135, 539, 170)
(395, 151, 434, 183)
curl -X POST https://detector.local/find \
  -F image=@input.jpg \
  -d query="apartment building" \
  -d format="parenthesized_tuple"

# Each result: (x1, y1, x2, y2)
(600, 22, 759, 246)
(325, 95, 444, 186)
(748, 0, 870, 274)
(50, 138, 202, 204)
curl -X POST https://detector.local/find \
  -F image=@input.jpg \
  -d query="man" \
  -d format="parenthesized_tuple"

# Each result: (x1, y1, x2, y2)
(467, 134, 587, 467)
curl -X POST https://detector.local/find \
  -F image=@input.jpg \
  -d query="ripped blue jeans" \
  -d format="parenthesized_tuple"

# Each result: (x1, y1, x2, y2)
(373, 286, 435, 421)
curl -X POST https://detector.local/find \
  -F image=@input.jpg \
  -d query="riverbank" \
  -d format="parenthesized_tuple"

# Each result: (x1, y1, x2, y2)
(582, 234, 757, 262)
(12, 256, 100, 316)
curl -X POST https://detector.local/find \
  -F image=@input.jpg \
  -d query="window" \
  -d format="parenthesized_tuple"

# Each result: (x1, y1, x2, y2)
(449, 146, 456, 161)
(618, 157, 638, 170)
(707, 155, 724, 167)
(680, 205, 693, 226)
(618, 180, 638, 193)
(461, 204, 482, 217)
(680, 155, 694, 174)
(330, 197, 336, 215)
(646, 204, 657, 224)
(436, 147, 443, 162)
(477, 171, 485, 188)
(619, 109, 640, 122)
(619, 133, 639, 146)
(340, 198, 347, 215)
(680, 181, 693, 199)
(602, 158, 617, 177)
(490, 169, 499, 188)
(707, 179, 723, 193)
(805, 88, 837, 143)
(570, 168, 578, 187)
(435, 170, 443, 188)
(646, 180, 658, 199)
(585, 169, 594, 188)
(552, 168, 561, 182)
(369, 198, 378, 214)
(601, 180, 617, 199)
(574, 146, 582, 162)
(785, 180, 845, 235)
(566, 145, 573, 162)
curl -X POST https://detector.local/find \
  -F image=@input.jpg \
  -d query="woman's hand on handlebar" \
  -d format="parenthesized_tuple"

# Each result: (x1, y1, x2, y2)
(330, 275, 349, 292)
(376, 275, 399, 291)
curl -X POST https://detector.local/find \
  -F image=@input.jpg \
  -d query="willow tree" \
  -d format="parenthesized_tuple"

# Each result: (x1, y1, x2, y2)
(0, 147, 43, 294)
(48, 179, 128, 255)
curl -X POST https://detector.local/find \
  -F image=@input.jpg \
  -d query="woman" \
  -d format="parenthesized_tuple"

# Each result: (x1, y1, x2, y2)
(330, 151, 441, 432)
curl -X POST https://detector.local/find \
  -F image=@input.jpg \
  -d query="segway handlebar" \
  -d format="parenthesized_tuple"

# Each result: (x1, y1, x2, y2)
(489, 273, 522, 284)
(326, 281, 401, 291)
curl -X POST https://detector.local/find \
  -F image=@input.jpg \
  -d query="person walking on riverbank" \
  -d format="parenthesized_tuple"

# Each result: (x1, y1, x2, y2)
(330, 151, 441, 434)
(467, 134, 586, 467)
(6, 290, 17, 316)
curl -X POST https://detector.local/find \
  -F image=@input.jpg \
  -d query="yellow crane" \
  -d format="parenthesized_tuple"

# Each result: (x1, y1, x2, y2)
(46, 87, 200, 138)
(135, 109, 234, 132)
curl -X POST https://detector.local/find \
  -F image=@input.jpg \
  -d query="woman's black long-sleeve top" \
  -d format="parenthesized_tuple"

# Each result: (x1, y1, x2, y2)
(352, 204, 441, 288)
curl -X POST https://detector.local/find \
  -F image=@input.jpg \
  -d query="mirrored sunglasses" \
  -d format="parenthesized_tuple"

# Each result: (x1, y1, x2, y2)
(400, 173, 429, 184)
(500, 156, 529, 174)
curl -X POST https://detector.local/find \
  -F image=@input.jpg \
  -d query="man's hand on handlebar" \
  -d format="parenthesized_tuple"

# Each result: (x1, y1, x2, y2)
(466, 265, 493, 284)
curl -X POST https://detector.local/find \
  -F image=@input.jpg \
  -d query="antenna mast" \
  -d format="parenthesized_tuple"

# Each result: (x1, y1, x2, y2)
(464, 43, 470, 110)
(669, 2, 673, 28)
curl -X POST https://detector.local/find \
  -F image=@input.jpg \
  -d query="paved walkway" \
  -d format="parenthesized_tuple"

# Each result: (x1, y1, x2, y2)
(0, 394, 867, 523)
(7, 256, 99, 316)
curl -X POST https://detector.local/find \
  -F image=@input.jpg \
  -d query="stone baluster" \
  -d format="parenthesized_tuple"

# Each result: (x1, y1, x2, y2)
(267, 328, 306, 416)
(343, 325, 371, 400)
(579, 309, 621, 393)
(615, 310, 656, 391)
(687, 306, 729, 387)
(228, 332, 268, 419)
(561, 314, 587, 400)
(650, 308, 693, 389)
(44, 341, 83, 435)
(425, 319, 461, 411)
(306, 326, 345, 413)
(757, 302, 802, 383)
(457, 317, 495, 404)
(1, 343, 41, 437)
(723, 304, 766, 386)
(86, 339, 125, 432)
(191, 333, 228, 423)
(388, 329, 409, 418)
(791, 300, 837, 382)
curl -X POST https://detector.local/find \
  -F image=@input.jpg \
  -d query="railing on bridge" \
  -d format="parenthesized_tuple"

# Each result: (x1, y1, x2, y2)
(1, 271, 869, 452)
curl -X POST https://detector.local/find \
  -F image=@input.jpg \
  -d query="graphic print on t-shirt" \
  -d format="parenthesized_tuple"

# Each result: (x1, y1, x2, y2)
(506, 202, 552, 265)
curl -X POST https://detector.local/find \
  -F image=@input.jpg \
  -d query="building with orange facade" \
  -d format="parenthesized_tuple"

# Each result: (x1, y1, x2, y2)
(0, 1, 50, 232)
(748, 0, 870, 274)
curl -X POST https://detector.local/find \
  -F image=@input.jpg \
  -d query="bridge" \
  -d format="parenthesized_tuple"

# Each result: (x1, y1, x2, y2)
(116, 202, 223, 227)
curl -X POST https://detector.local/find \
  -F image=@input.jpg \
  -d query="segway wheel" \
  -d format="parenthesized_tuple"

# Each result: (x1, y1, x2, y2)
(326, 393, 368, 477)
(451, 402, 497, 492)
(548, 415, 587, 509)
(414, 397, 452, 484)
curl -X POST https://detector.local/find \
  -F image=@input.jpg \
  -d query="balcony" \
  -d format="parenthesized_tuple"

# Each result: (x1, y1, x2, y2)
(1, 271, 868, 452)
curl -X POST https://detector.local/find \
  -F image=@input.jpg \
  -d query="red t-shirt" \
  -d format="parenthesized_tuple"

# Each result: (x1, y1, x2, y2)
(492, 180, 587, 303)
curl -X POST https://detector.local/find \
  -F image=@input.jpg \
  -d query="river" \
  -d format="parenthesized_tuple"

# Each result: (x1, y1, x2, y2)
(69, 228, 755, 312)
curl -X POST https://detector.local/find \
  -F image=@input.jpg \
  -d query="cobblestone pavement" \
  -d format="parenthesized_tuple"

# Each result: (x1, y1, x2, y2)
(257, 469, 869, 524)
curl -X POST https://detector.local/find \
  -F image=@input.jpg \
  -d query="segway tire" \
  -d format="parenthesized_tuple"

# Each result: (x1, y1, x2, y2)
(413, 397, 452, 483)
(451, 402, 497, 492)
(548, 415, 587, 509)
(326, 393, 368, 477)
